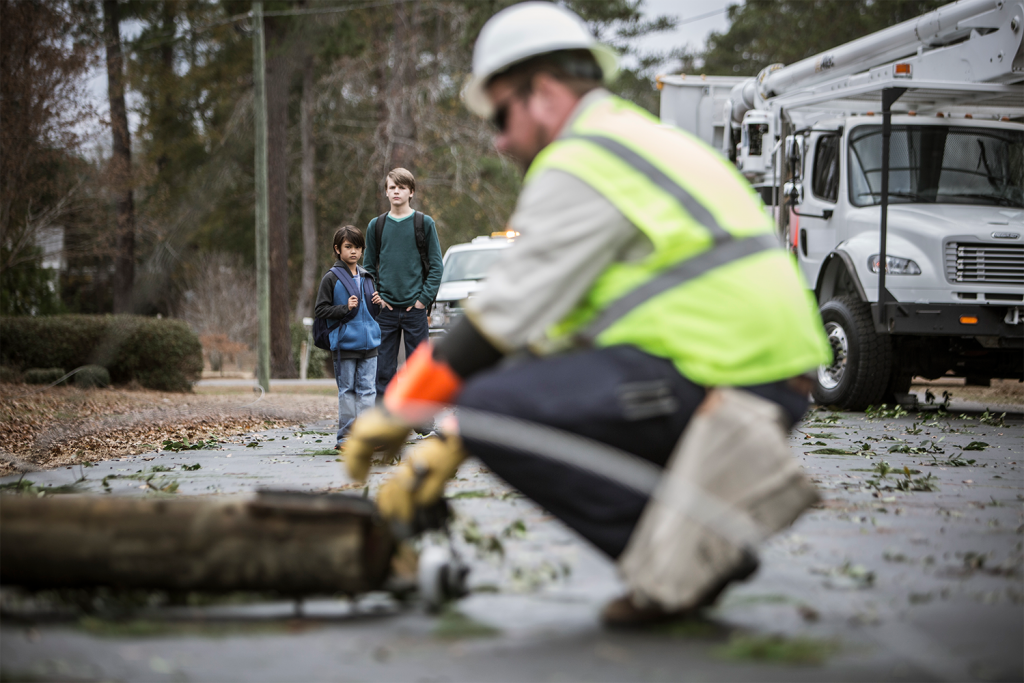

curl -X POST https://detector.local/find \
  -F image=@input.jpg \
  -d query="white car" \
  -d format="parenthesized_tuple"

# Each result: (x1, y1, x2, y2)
(429, 232, 516, 336)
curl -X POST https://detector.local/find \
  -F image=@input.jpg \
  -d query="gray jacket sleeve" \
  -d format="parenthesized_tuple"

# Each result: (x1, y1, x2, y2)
(464, 169, 652, 352)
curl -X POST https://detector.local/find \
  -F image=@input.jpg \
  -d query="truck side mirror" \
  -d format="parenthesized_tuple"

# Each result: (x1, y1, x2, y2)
(784, 135, 804, 180)
(783, 181, 802, 205)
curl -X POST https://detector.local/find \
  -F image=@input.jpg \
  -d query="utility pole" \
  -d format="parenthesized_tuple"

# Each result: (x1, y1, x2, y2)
(253, 1, 271, 393)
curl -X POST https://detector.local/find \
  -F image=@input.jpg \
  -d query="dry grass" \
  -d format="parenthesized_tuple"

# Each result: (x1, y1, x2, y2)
(0, 383, 335, 477)
(2, 375, 1016, 479)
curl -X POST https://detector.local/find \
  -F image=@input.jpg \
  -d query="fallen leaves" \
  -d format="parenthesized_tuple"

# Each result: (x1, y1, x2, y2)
(0, 384, 335, 476)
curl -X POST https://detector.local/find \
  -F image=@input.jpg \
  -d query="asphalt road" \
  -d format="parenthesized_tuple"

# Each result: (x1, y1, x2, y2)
(1, 402, 1021, 682)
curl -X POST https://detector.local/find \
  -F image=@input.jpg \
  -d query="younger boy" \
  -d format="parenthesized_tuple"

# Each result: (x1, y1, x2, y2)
(314, 226, 383, 448)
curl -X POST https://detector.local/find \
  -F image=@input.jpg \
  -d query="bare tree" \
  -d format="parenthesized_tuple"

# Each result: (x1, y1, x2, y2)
(179, 252, 257, 348)
(295, 52, 319, 324)
(265, 17, 296, 377)
(0, 0, 95, 272)
(300, 2, 522, 249)
(380, 1, 419, 176)
(376, 0, 421, 189)
(102, 0, 136, 314)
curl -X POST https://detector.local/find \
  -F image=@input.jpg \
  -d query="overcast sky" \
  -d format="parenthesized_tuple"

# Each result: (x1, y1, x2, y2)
(628, 0, 736, 71)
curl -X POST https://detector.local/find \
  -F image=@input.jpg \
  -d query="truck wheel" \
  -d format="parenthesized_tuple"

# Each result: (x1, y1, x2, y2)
(881, 369, 913, 406)
(812, 295, 893, 410)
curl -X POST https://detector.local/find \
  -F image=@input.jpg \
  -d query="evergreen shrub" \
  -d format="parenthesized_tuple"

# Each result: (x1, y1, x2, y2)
(24, 368, 67, 385)
(0, 366, 23, 383)
(75, 364, 111, 389)
(0, 315, 203, 392)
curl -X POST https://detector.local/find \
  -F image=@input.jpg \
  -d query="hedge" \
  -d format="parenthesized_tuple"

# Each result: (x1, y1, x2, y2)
(0, 315, 203, 392)
(75, 364, 111, 389)
(24, 368, 66, 385)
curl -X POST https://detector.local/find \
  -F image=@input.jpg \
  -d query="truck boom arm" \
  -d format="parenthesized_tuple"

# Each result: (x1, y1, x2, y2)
(758, 0, 1012, 102)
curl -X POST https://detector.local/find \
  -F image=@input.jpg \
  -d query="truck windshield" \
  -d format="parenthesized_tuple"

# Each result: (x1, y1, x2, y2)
(848, 125, 1023, 208)
(440, 248, 506, 283)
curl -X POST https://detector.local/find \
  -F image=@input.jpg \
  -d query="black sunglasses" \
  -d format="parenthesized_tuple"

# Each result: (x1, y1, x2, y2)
(490, 99, 514, 133)
(489, 87, 531, 133)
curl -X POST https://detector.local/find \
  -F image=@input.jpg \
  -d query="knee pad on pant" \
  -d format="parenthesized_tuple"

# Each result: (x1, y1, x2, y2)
(617, 387, 819, 611)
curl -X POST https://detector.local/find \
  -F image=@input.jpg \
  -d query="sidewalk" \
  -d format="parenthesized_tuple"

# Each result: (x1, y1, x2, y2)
(2, 406, 1021, 682)
(195, 377, 336, 388)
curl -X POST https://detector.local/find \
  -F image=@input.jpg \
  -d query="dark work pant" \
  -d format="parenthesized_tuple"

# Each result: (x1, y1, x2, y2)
(454, 345, 807, 559)
(376, 306, 429, 396)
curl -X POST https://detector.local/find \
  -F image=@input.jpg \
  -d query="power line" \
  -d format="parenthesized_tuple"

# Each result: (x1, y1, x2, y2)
(131, 0, 408, 52)
(262, 0, 408, 18)
(135, 1, 702, 51)
(676, 7, 730, 27)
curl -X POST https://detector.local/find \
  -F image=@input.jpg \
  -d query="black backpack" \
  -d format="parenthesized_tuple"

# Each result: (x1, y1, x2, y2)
(312, 266, 346, 351)
(374, 210, 434, 309)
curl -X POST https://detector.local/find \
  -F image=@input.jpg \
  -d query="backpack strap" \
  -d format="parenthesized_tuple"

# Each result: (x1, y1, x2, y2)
(413, 210, 430, 286)
(375, 213, 387, 266)
(322, 266, 348, 329)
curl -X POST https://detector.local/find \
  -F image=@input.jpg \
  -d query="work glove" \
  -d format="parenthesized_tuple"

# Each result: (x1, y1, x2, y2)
(343, 408, 411, 483)
(342, 343, 464, 483)
(377, 434, 468, 523)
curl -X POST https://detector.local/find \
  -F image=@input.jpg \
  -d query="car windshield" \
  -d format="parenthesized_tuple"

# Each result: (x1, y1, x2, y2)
(848, 125, 1024, 208)
(441, 248, 507, 283)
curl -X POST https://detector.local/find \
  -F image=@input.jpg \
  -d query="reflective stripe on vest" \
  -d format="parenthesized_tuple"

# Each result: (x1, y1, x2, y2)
(559, 133, 782, 345)
(564, 133, 733, 245)
(578, 232, 780, 345)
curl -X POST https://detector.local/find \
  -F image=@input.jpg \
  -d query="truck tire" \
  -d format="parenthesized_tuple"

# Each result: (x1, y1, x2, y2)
(881, 368, 913, 406)
(812, 295, 893, 410)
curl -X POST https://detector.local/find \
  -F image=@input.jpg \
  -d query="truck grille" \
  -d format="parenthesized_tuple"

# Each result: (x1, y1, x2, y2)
(944, 242, 1024, 285)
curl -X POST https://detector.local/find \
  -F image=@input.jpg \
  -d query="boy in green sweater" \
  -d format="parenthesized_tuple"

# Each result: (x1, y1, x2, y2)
(364, 168, 443, 396)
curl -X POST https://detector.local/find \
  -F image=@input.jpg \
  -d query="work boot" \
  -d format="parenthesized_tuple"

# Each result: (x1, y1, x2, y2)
(602, 551, 759, 628)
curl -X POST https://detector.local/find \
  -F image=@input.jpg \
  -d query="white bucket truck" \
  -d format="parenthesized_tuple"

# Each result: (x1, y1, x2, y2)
(659, 0, 1023, 409)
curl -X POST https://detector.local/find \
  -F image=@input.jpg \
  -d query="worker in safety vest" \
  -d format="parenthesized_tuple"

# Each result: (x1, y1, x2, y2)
(344, 1, 833, 626)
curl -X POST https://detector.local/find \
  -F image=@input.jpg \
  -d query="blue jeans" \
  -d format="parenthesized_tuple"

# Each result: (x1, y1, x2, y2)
(333, 353, 377, 444)
(375, 306, 429, 396)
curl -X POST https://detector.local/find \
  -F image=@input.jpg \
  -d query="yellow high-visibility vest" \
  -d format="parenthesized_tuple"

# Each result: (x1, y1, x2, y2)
(529, 95, 831, 387)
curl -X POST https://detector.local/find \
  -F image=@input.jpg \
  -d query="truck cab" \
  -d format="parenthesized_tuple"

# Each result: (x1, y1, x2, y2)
(789, 115, 1023, 405)
(658, 0, 1024, 409)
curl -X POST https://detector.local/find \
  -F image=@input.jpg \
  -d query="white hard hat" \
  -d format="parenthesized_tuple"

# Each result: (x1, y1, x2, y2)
(464, 2, 619, 118)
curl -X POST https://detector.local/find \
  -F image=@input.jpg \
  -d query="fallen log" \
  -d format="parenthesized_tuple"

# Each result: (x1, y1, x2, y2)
(0, 491, 394, 596)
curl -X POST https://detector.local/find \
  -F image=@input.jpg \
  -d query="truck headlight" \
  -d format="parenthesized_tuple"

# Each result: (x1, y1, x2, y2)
(868, 254, 921, 275)
(430, 302, 450, 328)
